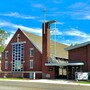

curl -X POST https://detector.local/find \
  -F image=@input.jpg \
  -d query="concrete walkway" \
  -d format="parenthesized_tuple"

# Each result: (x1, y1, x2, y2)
(0, 79, 90, 86)
(29, 79, 90, 86)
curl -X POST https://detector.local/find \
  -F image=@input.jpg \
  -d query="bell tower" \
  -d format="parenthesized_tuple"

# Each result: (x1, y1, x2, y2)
(42, 20, 56, 79)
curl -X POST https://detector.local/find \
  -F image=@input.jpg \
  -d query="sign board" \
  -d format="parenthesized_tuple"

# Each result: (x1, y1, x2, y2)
(48, 68, 53, 71)
(75, 72, 88, 80)
(46, 74, 50, 78)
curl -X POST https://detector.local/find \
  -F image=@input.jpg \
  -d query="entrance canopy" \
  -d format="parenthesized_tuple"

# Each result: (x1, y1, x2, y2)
(45, 57, 84, 66)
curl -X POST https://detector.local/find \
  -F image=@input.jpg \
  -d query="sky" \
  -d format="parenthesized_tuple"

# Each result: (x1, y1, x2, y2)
(0, 0, 90, 45)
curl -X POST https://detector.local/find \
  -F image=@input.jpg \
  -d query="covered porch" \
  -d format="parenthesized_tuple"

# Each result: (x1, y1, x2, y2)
(45, 57, 84, 79)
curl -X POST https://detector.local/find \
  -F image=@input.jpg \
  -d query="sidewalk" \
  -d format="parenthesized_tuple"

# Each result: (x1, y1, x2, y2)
(0, 79, 90, 86)
(28, 79, 90, 86)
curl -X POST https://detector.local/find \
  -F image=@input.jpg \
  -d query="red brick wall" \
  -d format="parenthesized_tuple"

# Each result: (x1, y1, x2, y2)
(24, 33, 42, 71)
(42, 22, 55, 79)
(1, 29, 42, 72)
(42, 22, 50, 64)
(69, 46, 88, 71)
(87, 45, 90, 71)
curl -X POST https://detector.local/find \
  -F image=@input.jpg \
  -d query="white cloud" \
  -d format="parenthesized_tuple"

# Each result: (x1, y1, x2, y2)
(55, 10, 90, 20)
(0, 21, 10, 27)
(65, 28, 88, 38)
(0, 12, 38, 19)
(53, 2, 90, 20)
(38, 19, 49, 23)
(53, 0, 61, 4)
(15, 25, 42, 36)
(0, 21, 42, 44)
(78, 15, 90, 20)
(61, 28, 90, 45)
(0, 20, 42, 35)
(50, 8, 58, 11)
(50, 29, 62, 35)
(83, 15, 90, 19)
(68, 2, 86, 9)
(67, 2, 90, 20)
(56, 22, 64, 25)
(5, 34, 14, 45)
(47, 13, 57, 17)
(32, 4, 44, 8)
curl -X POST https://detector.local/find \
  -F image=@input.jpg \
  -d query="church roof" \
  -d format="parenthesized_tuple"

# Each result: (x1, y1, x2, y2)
(65, 41, 90, 51)
(22, 30, 68, 59)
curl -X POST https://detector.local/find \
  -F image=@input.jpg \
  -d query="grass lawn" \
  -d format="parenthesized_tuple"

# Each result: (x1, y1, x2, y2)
(0, 78, 24, 80)
(78, 81, 90, 84)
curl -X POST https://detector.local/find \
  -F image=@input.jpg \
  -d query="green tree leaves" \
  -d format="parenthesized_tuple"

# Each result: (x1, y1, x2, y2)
(0, 29, 10, 46)
(0, 29, 10, 59)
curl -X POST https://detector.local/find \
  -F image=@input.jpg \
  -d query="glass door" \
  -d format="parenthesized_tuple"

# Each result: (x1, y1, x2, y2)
(29, 72, 34, 79)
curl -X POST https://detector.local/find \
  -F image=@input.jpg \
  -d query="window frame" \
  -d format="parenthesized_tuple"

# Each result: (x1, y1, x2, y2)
(5, 51, 8, 59)
(30, 59, 33, 69)
(30, 48, 34, 57)
(12, 43, 24, 72)
(5, 61, 8, 69)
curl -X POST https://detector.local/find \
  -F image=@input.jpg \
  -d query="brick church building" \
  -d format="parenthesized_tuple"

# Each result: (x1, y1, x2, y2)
(1, 21, 85, 79)
(65, 41, 90, 72)
(1, 21, 69, 79)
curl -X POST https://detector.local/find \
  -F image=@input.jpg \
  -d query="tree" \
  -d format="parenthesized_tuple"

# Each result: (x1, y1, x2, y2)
(0, 29, 10, 46)
(0, 29, 10, 59)
(70, 43, 78, 46)
(0, 45, 4, 59)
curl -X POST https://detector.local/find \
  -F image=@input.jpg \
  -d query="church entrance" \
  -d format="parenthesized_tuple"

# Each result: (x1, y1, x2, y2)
(55, 66, 67, 79)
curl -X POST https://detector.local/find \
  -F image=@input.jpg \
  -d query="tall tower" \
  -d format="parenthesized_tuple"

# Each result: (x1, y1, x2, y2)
(42, 20, 56, 79)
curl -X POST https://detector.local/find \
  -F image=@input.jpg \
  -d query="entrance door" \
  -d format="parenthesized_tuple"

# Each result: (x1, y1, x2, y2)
(59, 66, 67, 79)
(55, 66, 67, 79)
(68, 66, 80, 80)
(29, 72, 34, 79)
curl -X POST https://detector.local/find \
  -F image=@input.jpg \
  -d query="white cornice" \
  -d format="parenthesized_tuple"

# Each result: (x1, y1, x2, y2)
(45, 62, 84, 66)
(11, 41, 26, 45)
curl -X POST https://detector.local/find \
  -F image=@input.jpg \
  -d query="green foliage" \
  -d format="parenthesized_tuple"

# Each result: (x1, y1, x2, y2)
(70, 43, 78, 46)
(0, 45, 4, 52)
(0, 29, 7, 34)
(0, 29, 10, 46)
(79, 81, 90, 84)
(0, 78, 24, 80)
(0, 45, 4, 59)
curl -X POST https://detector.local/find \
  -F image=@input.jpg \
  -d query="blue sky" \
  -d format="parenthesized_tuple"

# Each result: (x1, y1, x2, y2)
(0, 0, 90, 45)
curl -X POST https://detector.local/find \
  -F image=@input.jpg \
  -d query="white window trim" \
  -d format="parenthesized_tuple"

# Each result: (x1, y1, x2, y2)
(30, 59, 33, 69)
(30, 48, 34, 57)
(5, 61, 8, 69)
(11, 41, 26, 45)
(5, 51, 8, 59)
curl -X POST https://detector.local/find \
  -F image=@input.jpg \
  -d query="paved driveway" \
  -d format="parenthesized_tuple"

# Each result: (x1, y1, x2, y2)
(0, 80, 90, 90)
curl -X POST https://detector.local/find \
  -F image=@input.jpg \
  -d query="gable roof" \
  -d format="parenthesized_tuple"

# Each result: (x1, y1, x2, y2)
(65, 41, 90, 51)
(22, 30, 42, 52)
(22, 30, 68, 58)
